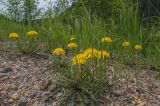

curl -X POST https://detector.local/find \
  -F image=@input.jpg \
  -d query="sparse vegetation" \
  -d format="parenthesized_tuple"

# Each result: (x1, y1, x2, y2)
(0, 0, 160, 105)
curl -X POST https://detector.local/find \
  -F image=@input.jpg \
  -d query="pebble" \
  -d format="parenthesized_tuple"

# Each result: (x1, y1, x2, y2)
(31, 91, 43, 98)
(0, 85, 6, 92)
(18, 96, 27, 106)
(10, 94, 18, 100)
(15, 76, 28, 82)
(0, 67, 13, 73)
(39, 81, 48, 90)
(33, 101, 46, 106)
(48, 84, 56, 91)
(8, 99, 14, 103)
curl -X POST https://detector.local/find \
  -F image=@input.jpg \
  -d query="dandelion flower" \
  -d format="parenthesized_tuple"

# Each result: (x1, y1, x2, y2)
(135, 44, 142, 50)
(72, 53, 87, 65)
(27, 31, 38, 36)
(101, 37, 112, 43)
(84, 48, 98, 59)
(70, 37, 75, 41)
(123, 41, 130, 47)
(67, 42, 78, 48)
(53, 48, 65, 56)
(97, 50, 110, 59)
(9, 33, 20, 38)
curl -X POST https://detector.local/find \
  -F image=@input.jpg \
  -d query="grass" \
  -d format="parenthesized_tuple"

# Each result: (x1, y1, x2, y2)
(0, 0, 160, 105)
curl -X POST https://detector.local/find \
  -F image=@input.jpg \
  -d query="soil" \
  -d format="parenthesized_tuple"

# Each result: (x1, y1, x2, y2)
(0, 42, 160, 106)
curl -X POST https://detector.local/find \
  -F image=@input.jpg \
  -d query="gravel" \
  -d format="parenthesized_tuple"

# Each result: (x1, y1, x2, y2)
(0, 42, 160, 106)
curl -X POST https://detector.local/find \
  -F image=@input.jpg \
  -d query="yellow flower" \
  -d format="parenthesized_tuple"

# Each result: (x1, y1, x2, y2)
(135, 44, 142, 50)
(67, 42, 78, 48)
(123, 41, 130, 47)
(84, 48, 98, 59)
(70, 37, 75, 41)
(9, 33, 20, 38)
(27, 31, 38, 36)
(53, 48, 65, 56)
(101, 37, 112, 43)
(97, 50, 110, 59)
(72, 53, 87, 65)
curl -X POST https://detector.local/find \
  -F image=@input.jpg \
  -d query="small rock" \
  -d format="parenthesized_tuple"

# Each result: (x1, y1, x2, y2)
(15, 76, 28, 82)
(33, 101, 46, 106)
(8, 99, 14, 103)
(10, 94, 18, 100)
(126, 95, 134, 103)
(136, 88, 145, 94)
(48, 84, 56, 91)
(0, 67, 13, 73)
(113, 91, 121, 97)
(1, 95, 8, 104)
(43, 91, 50, 96)
(0, 90, 7, 95)
(39, 81, 48, 90)
(0, 85, 6, 92)
(18, 96, 27, 106)
(31, 91, 43, 98)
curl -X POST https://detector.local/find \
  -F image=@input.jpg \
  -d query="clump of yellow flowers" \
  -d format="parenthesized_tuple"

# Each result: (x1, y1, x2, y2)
(70, 37, 76, 41)
(72, 48, 110, 65)
(67, 42, 78, 49)
(123, 41, 130, 47)
(97, 50, 110, 59)
(72, 53, 87, 65)
(53, 48, 65, 56)
(84, 48, 98, 59)
(135, 44, 142, 50)
(101, 37, 112, 43)
(27, 31, 38, 36)
(9, 33, 20, 38)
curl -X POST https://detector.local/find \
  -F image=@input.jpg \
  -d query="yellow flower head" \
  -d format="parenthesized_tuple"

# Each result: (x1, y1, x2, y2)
(97, 50, 110, 59)
(9, 33, 20, 38)
(84, 48, 98, 59)
(27, 31, 38, 36)
(72, 53, 87, 65)
(67, 42, 78, 48)
(101, 37, 112, 43)
(135, 44, 142, 50)
(53, 48, 65, 56)
(70, 37, 75, 41)
(123, 41, 130, 47)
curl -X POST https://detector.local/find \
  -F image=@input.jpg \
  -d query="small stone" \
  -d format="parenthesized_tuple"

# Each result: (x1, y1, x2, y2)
(114, 91, 121, 97)
(136, 88, 145, 94)
(43, 91, 50, 96)
(18, 96, 27, 106)
(39, 81, 48, 90)
(0, 85, 6, 92)
(31, 91, 43, 98)
(10, 94, 18, 100)
(48, 84, 56, 91)
(8, 99, 14, 103)
(0, 67, 13, 73)
(126, 95, 134, 103)
(1, 95, 8, 104)
(33, 101, 46, 106)
(0, 90, 7, 95)
(15, 76, 28, 82)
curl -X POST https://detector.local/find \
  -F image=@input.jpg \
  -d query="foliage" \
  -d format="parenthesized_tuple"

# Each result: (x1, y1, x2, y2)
(1, 0, 160, 105)
(8, 30, 39, 55)
(2, 0, 40, 23)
